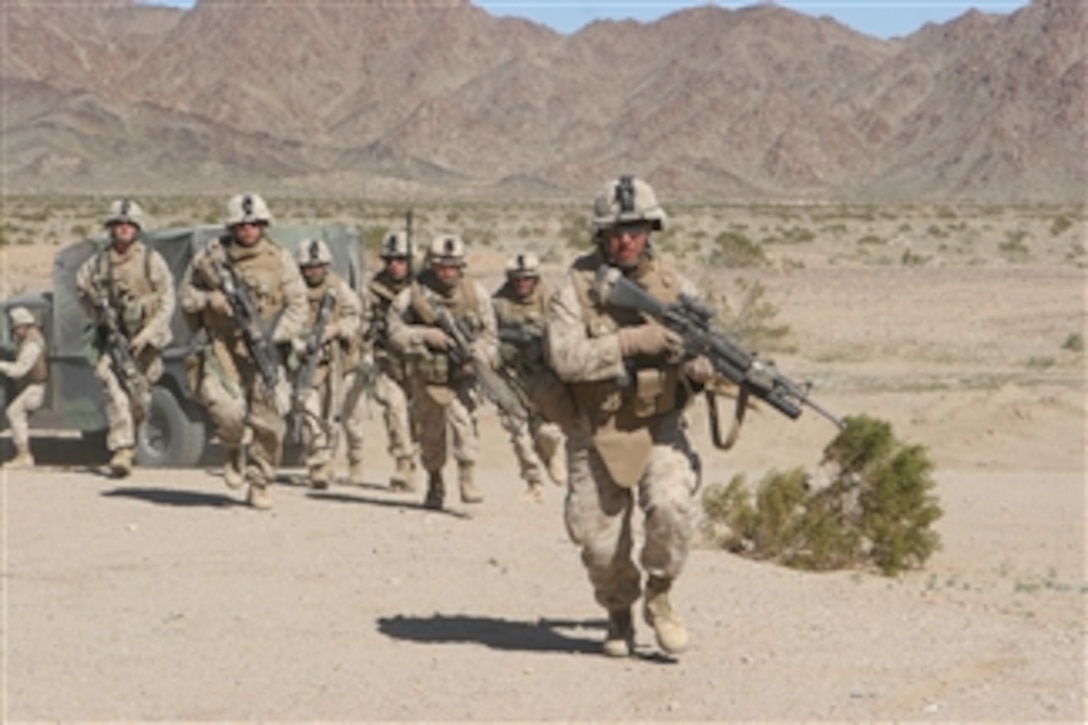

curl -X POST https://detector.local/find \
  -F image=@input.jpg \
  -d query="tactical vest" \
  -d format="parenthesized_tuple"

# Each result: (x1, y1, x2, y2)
(21, 327, 48, 387)
(493, 280, 549, 376)
(406, 271, 480, 387)
(93, 241, 157, 337)
(198, 236, 286, 338)
(302, 272, 358, 378)
(367, 270, 411, 381)
(568, 251, 686, 486)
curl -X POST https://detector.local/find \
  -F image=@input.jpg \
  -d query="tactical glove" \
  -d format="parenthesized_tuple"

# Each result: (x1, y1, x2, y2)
(617, 323, 682, 359)
(684, 355, 714, 384)
(420, 327, 453, 350)
(129, 329, 153, 355)
(206, 290, 232, 317)
(320, 322, 341, 345)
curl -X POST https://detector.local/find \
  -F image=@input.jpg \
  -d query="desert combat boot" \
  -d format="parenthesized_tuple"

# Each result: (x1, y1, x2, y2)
(423, 470, 445, 510)
(6, 444, 35, 468)
(389, 456, 417, 492)
(643, 576, 689, 655)
(308, 461, 333, 490)
(603, 608, 635, 658)
(108, 447, 134, 478)
(247, 482, 272, 510)
(223, 447, 245, 489)
(458, 462, 483, 504)
(347, 458, 365, 486)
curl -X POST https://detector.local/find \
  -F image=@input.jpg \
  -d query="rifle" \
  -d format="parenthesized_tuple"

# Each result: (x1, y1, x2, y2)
(290, 288, 338, 442)
(498, 320, 544, 348)
(207, 251, 286, 414)
(596, 266, 844, 447)
(90, 276, 150, 419)
(423, 295, 529, 424)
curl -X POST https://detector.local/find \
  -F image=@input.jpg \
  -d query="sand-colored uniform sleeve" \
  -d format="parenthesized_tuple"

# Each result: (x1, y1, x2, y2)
(0, 338, 43, 379)
(544, 270, 626, 383)
(142, 250, 176, 348)
(74, 253, 102, 321)
(471, 280, 499, 369)
(271, 247, 308, 344)
(179, 249, 213, 316)
(335, 276, 362, 341)
(386, 286, 432, 356)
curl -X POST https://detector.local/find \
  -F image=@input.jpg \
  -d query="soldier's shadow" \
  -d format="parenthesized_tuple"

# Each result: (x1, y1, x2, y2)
(307, 489, 471, 518)
(376, 613, 604, 654)
(101, 486, 239, 508)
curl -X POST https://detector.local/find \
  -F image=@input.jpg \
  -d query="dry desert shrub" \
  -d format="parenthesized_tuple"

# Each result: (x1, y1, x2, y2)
(701, 414, 943, 576)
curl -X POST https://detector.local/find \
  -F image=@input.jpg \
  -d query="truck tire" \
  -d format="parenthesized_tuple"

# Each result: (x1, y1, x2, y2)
(137, 386, 207, 468)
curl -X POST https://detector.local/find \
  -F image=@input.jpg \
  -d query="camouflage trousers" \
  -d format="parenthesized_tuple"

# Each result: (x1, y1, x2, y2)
(564, 410, 700, 612)
(371, 368, 416, 461)
(93, 348, 161, 451)
(500, 411, 564, 485)
(410, 376, 478, 474)
(339, 369, 367, 467)
(4, 382, 45, 449)
(297, 374, 340, 469)
(198, 354, 288, 486)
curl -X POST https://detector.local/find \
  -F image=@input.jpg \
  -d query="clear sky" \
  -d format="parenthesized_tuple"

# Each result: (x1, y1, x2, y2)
(147, 1, 1030, 40)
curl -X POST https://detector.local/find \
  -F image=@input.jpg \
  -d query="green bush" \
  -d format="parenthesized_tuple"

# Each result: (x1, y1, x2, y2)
(708, 230, 768, 268)
(1062, 333, 1084, 352)
(1050, 215, 1074, 237)
(709, 277, 790, 352)
(701, 415, 942, 576)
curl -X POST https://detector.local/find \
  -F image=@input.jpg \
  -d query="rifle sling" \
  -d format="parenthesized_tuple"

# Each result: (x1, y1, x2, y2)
(706, 387, 748, 451)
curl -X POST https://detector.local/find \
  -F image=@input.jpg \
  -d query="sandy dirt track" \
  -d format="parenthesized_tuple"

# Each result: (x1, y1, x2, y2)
(2, 388, 1084, 721)
(1, 225, 1085, 720)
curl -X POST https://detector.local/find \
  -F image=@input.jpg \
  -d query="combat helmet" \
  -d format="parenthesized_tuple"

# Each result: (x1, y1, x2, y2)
(8, 306, 34, 327)
(505, 252, 540, 279)
(296, 239, 332, 267)
(104, 198, 145, 230)
(381, 231, 411, 259)
(225, 192, 273, 227)
(590, 175, 667, 235)
(427, 234, 466, 268)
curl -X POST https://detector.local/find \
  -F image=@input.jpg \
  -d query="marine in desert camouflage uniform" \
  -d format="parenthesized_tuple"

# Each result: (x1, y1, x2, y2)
(492, 252, 567, 501)
(0, 307, 48, 468)
(179, 192, 307, 509)
(545, 175, 714, 658)
(291, 239, 361, 489)
(75, 199, 175, 478)
(358, 230, 419, 490)
(387, 234, 498, 510)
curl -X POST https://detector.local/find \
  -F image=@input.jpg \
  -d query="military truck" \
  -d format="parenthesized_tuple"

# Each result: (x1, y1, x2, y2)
(0, 224, 362, 467)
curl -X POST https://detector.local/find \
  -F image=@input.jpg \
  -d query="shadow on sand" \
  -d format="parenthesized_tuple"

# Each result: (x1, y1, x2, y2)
(377, 613, 604, 654)
(101, 486, 240, 508)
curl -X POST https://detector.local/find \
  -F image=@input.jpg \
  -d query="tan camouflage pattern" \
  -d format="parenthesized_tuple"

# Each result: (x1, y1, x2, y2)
(501, 411, 564, 485)
(75, 241, 175, 452)
(298, 272, 359, 469)
(0, 329, 47, 449)
(368, 366, 415, 460)
(180, 234, 307, 485)
(388, 272, 497, 473)
(491, 275, 567, 486)
(94, 346, 161, 451)
(357, 268, 417, 464)
(546, 248, 701, 612)
(3, 383, 44, 450)
(75, 240, 176, 350)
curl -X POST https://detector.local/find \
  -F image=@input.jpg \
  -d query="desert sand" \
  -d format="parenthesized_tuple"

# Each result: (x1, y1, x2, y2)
(1, 201, 1085, 721)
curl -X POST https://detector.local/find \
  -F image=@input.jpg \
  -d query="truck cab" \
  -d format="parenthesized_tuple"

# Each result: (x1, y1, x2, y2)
(0, 224, 362, 467)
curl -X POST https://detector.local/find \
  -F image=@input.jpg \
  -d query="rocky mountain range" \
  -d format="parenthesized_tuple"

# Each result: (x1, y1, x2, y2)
(2, 0, 1084, 202)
